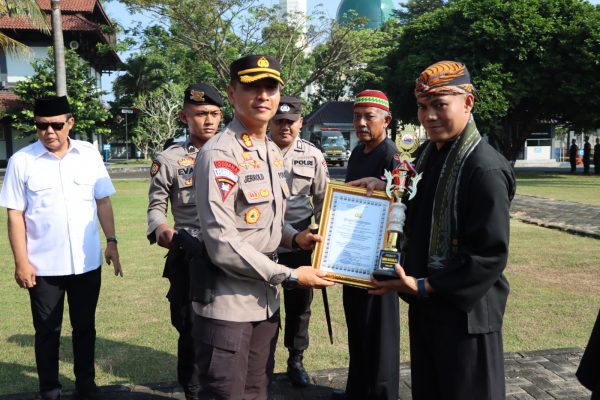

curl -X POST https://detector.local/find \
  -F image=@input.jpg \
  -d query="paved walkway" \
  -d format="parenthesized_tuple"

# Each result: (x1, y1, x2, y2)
(2, 178, 598, 400)
(511, 194, 600, 239)
(0, 348, 591, 399)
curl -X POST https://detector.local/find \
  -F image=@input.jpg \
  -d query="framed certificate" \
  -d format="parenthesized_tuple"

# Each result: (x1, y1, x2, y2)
(312, 182, 392, 289)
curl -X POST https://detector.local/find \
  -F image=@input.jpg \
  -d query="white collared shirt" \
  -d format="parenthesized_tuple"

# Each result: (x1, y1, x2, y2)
(0, 139, 116, 276)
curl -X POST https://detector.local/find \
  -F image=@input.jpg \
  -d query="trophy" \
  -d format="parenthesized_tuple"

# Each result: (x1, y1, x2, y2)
(373, 131, 422, 280)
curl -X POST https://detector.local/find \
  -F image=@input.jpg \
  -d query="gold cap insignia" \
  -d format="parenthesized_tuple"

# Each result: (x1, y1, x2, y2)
(190, 90, 205, 102)
(257, 57, 270, 68)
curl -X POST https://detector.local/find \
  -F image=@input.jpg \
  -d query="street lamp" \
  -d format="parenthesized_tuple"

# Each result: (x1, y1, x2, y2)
(121, 107, 134, 160)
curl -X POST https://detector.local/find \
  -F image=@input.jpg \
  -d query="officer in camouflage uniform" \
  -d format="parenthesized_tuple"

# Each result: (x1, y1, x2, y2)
(268, 96, 329, 387)
(192, 55, 333, 399)
(147, 83, 223, 400)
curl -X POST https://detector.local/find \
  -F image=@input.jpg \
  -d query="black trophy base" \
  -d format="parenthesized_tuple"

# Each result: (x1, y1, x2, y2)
(373, 250, 400, 281)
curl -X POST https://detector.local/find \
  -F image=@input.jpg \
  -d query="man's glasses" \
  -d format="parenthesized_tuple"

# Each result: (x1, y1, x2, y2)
(34, 121, 68, 131)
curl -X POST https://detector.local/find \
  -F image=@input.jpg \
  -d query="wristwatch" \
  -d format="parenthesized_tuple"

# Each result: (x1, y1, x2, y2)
(282, 269, 299, 290)
(106, 236, 118, 244)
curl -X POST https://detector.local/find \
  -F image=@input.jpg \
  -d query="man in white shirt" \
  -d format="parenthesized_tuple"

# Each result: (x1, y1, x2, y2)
(0, 96, 122, 400)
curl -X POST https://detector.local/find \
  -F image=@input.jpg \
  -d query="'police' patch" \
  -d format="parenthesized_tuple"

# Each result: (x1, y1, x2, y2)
(150, 160, 161, 177)
(245, 207, 261, 224)
(293, 159, 314, 167)
(213, 160, 240, 202)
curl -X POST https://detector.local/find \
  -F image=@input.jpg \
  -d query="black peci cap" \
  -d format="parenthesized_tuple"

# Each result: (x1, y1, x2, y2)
(229, 55, 284, 85)
(34, 96, 71, 117)
(184, 83, 224, 107)
(274, 96, 302, 121)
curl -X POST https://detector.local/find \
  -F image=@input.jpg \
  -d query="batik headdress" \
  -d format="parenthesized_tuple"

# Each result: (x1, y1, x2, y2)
(415, 61, 474, 96)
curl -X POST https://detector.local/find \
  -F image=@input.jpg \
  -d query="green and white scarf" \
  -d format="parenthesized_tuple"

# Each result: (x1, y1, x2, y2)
(414, 118, 481, 270)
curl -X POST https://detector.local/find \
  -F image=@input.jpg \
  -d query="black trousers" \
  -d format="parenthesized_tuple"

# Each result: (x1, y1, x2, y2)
(171, 301, 200, 395)
(584, 158, 591, 174)
(595, 157, 600, 175)
(570, 158, 577, 172)
(192, 311, 280, 400)
(165, 247, 200, 395)
(28, 267, 101, 400)
(342, 286, 400, 400)
(279, 250, 313, 353)
(408, 300, 505, 400)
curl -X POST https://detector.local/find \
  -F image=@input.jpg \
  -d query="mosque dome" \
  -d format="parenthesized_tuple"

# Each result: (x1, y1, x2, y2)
(336, 0, 394, 29)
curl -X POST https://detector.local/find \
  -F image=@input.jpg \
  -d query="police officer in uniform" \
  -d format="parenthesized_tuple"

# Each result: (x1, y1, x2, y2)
(192, 55, 334, 399)
(268, 96, 329, 387)
(147, 83, 223, 400)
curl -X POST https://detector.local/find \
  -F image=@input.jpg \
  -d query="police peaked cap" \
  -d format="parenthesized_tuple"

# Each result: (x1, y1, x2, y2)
(274, 96, 302, 122)
(230, 55, 284, 85)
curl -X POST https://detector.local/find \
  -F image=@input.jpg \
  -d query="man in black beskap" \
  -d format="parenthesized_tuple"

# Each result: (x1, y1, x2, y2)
(332, 90, 400, 400)
(366, 61, 515, 400)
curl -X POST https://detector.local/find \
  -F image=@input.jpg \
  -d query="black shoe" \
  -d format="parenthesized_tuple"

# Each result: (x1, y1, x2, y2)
(287, 351, 310, 388)
(330, 389, 349, 400)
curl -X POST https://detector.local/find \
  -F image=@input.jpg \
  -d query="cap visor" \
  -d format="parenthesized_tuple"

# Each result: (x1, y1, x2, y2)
(239, 73, 284, 85)
(274, 113, 300, 122)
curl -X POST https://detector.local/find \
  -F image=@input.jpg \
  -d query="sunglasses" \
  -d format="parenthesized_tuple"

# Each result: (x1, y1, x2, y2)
(34, 120, 69, 131)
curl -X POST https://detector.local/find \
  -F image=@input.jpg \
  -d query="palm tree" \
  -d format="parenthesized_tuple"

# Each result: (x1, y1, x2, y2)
(0, 0, 49, 54)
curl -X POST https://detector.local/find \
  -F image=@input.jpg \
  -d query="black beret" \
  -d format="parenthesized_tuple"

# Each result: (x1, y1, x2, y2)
(34, 96, 71, 117)
(183, 83, 223, 107)
(274, 96, 302, 121)
(229, 55, 284, 85)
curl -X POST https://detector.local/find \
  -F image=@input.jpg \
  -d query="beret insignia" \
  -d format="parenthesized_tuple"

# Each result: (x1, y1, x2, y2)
(190, 90, 205, 102)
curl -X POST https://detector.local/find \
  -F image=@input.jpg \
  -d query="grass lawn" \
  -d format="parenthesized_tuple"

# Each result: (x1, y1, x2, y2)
(516, 173, 600, 205)
(0, 176, 599, 395)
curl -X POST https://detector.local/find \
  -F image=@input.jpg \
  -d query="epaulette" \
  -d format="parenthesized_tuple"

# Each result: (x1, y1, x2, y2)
(300, 138, 316, 148)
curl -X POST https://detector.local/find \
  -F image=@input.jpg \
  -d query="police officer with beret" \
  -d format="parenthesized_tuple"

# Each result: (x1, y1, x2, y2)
(192, 55, 334, 399)
(268, 96, 329, 387)
(147, 83, 223, 400)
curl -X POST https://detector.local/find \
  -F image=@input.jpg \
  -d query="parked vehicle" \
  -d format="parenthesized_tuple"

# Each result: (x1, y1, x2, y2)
(309, 128, 349, 166)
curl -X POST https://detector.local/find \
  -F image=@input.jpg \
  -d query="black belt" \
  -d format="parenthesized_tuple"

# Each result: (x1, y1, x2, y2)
(264, 252, 279, 263)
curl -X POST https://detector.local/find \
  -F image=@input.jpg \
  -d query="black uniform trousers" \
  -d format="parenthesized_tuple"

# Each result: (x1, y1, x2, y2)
(342, 286, 400, 400)
(192, 311, 280, 400)
(408, 299, 505, 400)
(279, 250, 313, 352)
(164, 248, 200, 396)
(576, 309, 600, 399)
(28, 267, 101, 400)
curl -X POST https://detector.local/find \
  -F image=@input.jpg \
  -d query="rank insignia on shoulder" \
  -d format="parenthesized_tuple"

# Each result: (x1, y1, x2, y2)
(150, 160, 161, 177)
(178, 156, 195, 167)
(245, 207, 261, 224)
(241, 133, 254, 148)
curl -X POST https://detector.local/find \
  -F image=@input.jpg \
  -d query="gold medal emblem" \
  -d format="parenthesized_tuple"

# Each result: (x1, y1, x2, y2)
(257, 57, 269, 68)
(260, 189, 269, 197)
(245, 207, 261, 224)
(190, 90, 205, 102)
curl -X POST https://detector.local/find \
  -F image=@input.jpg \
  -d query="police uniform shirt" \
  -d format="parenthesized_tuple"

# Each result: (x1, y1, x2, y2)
(278, 136, 329, 251)
(0, 139, 116, 276)
(193, 117, 296, 322)
(147, 139, 200, 242)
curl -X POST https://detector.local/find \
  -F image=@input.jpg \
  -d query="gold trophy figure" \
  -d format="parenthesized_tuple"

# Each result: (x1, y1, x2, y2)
(373, 131, 422, 280)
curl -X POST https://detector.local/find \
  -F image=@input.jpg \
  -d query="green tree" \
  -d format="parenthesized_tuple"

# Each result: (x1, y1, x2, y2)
(0, 0, 48, 53)
(131, 83, 183, 159)
(394, 0, 445, 24)
(119, 0, 377, 99)
(383, 0, 600, 161)
(8, 49, 111, 141)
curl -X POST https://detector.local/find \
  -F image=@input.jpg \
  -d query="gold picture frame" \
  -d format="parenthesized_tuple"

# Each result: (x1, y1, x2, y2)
(312, 182, 392, 289)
